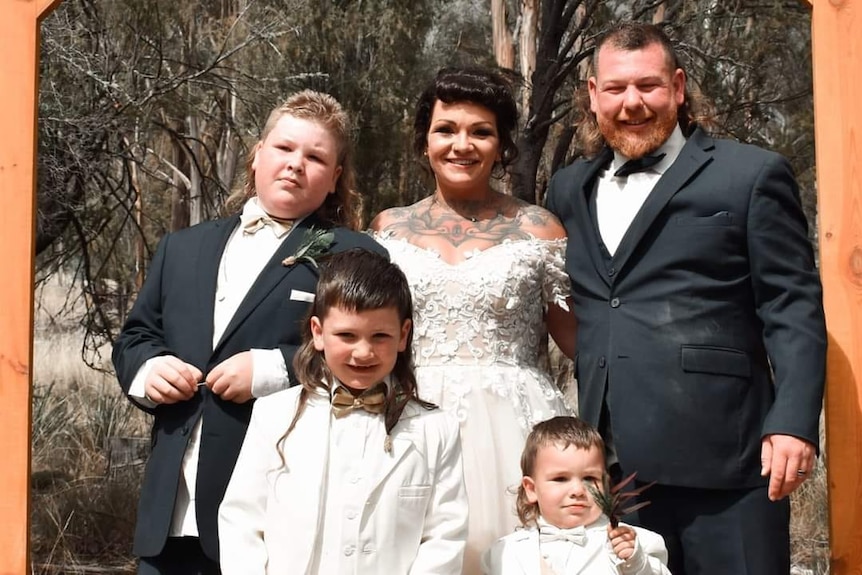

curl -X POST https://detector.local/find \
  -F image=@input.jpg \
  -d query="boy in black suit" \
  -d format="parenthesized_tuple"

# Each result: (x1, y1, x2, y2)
(113, 90, 385, 574)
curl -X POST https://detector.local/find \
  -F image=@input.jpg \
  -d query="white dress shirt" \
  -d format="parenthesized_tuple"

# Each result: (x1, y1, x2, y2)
(595, 125, 685, 255)
(127, 196, 297, 536)
(312, 380, 392, 574)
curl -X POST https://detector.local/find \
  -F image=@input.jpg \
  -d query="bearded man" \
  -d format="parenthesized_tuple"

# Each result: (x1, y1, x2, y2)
(545, 21, 826, 575)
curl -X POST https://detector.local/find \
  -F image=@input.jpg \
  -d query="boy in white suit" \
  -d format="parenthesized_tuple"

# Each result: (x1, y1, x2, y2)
(483, 417, 670, 575)
(218, 249, 467, 574)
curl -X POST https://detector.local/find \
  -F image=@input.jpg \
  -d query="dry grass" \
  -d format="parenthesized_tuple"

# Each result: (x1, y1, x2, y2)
(31, 275, 146, 574)
(790, 419, 831, 574)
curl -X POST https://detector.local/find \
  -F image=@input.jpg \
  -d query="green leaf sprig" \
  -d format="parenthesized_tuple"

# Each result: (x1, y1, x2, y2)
(586, 471, 655, 528)
(281, 227, 335, 269)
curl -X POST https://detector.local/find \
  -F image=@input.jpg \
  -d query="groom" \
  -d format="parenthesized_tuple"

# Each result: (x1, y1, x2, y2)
(546, 21, 826, 575)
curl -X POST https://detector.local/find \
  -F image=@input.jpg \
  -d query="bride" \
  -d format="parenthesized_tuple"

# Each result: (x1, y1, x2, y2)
(369, 66, 577, 574)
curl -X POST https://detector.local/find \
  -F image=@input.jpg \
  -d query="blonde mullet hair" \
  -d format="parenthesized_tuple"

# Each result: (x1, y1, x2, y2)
(225, 90, 363, 229)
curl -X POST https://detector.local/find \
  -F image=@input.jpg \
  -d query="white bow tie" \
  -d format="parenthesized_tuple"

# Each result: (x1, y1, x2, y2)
(539, 524, 588, 546)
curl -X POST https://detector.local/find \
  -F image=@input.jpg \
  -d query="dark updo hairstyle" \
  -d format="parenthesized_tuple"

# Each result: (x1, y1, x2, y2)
(413, 66, 520, 172)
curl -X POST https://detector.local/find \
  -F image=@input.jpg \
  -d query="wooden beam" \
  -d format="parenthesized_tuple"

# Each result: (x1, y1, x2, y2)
(0, 1, 41, 573)
(37, 0, 62, 20)
(809, 0, 862, 573)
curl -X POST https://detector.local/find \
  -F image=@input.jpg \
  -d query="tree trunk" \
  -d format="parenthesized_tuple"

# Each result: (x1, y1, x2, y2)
(187, 114, 203, 226)
(491, 0, 514, 69)
(519, 0, 538, 113)
(170, 131, 190, 232)
(217, 92, 239, 213)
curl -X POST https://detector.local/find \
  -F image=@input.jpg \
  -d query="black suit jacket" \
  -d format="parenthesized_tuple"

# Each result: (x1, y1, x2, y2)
(546, 128, 826, 489)
(112, 214, 386, 560)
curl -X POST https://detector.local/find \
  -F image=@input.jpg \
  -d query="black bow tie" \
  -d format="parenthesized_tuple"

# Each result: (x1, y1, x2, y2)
(614, 153, 666, 178)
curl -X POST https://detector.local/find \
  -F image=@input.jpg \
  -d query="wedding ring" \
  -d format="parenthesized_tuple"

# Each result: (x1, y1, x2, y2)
(796, 469, 807, 477)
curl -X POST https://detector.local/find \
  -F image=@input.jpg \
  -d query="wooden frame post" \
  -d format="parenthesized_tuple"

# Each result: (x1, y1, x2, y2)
(0, 1, 62, 573)
(807, 0, 862, 572)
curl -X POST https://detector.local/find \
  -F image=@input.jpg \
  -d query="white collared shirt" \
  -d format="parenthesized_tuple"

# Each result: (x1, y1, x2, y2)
(595, 125, 686, 255)
(312, 379, 391, 574)
(537, 516, 596, 574)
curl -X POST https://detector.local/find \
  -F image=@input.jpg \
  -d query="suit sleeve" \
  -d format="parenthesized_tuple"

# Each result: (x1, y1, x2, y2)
(218, 398, 272, 574)
(409, 414, 468, 575)
(545, 169, 564, 216)
(747, 154, 827, 448)
(112, 235, 174, 412)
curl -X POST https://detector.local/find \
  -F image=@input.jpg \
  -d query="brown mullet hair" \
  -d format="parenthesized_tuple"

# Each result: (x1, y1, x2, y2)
(575, 21, 716, 158)
(277, 248, 434, 465)
(516, 416, 606, 527)
(225, 89, 364, 230)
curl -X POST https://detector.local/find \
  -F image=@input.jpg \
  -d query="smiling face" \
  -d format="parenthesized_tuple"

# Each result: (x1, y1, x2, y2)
(310, 305, 411, 392)
(588, 41, 685, 159)
(251, 114, 343, 219)
(425, 100, 501, 195)
(522, 442, 605, 529)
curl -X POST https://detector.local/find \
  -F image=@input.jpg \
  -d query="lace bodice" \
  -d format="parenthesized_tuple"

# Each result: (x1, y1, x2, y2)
(375, 235, 570, 369)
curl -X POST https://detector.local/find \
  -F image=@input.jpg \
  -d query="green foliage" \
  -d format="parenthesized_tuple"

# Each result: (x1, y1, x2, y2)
(585, 472, 654, 529)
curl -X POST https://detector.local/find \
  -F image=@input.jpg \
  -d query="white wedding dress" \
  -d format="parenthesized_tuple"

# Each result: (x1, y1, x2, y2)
(374, 233, 575, 574)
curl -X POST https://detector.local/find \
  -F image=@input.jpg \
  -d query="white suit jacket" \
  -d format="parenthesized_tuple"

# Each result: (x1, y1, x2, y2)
(218, 386, 467, 574)
(482, 518, 670, 575)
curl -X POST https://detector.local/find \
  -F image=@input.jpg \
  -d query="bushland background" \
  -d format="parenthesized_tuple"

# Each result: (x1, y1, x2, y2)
(31, 0, 828, 572)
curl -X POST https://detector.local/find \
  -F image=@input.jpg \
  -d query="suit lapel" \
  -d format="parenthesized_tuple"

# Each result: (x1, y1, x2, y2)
(197, 216, 239, 352)
(288, 394, 331, 574)
(213, 215, 323, 353)
(573, 148, 614, 289)
(611, 129, 715, 276)
(366, 404, 420, 493)
(513, 530, 542, 575)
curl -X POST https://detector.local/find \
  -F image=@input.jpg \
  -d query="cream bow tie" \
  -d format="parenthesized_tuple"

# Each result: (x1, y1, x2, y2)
(240, 213, 295, 238)
(539, 524, 588, 546)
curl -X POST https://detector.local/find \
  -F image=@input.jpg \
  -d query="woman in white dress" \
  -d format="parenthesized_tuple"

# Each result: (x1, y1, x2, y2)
(369, 66, 577, 574)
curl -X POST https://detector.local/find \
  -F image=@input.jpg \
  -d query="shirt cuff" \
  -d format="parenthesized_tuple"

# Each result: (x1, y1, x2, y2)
(250, 348, 289, 398)
(128, 357, 159, 408)
(616, 538, 648, 574)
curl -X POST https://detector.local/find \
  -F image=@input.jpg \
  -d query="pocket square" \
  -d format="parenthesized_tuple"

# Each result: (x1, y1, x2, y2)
(289, 289, 315, 303)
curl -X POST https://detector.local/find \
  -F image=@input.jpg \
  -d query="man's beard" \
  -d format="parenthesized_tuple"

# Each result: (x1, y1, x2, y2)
(599, 109, 678, 159)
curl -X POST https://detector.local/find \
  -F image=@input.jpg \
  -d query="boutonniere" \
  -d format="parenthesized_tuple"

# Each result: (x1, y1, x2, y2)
(586, 472, 655, 528)
(282, 227, 335, 268)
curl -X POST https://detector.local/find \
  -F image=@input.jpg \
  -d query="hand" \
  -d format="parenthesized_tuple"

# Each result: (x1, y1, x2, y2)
(761, 434, 816, 501)
(144, 356, 202, 405)
(608, 524, 637, 561)
(205, 351, 254, 403)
